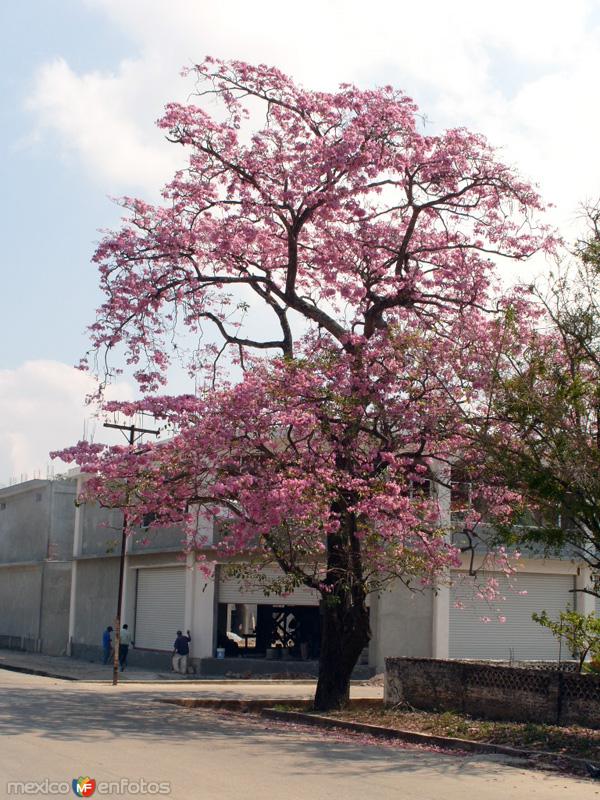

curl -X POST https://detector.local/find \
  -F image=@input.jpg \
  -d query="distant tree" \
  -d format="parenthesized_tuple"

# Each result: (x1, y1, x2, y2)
(55, 58, 549, 710)
(532, 609, 600, 672)
(467, 205, 600, 596)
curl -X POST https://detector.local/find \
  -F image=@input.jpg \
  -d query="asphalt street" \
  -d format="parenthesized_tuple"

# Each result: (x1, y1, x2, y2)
(0, 670, 597, 799)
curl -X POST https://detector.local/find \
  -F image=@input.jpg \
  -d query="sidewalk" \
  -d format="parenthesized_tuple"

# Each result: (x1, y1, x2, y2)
(0, 648, 383, 693)
(0, 647, 191, 682)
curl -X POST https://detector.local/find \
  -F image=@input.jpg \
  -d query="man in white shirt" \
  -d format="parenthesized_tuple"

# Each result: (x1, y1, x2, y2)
(119, 624, 132, 671)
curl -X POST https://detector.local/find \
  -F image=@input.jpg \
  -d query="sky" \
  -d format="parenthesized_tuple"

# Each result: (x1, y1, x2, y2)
(2, 0, 600, 484)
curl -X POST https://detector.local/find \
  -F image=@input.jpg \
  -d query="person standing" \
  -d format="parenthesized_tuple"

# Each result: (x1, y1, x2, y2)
(119, 624, 132, 671)
(172, 629, 191, 675)
(102, 626, 113, 665)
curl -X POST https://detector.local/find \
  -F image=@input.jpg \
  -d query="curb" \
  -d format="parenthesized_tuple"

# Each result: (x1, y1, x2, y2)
(0, 663, 76, 681)
(159, 696, 377, 709)
(92, 678, 319, 685)
(61, 678, 320, 686)
(0, 663, 348, 686)
(121, 678, 320, 685)
(0, 662, 324, 686)
(157, 698, 310, 712)
(155, 697, 380, 712)
(260, 709, 599, 776)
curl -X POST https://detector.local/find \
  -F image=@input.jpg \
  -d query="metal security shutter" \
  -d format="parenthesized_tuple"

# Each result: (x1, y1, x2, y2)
(135, 567, 186, 650)
(450, 571, 574, 661)
(218, 566, 319, 606)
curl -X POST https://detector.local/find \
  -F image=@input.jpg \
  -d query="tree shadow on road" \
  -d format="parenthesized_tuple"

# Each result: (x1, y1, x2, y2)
(0, 677, 561, 785)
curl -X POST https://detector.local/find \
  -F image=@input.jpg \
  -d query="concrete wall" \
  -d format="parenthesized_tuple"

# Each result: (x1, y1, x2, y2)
(72, 557, 120, 646)
(0, 559, 70, 654)
(39, 561, 72, 655)
(48, 482, 78, 560)
(0, 481, 51, 562)
(385, 657, 600, 729)
(79, 502, 185, 557)
(80, 503, 124, 557)
(0, 563, 43, 640)
(130, 525, 184, 553)
(0, 479, 76, 564)
(370, 582, 433, 672)
(0, 479, 76, 655)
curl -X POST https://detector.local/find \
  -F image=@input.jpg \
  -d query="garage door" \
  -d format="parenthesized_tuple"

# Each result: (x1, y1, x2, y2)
(450, 571, 574, 661)
(218, 565, 319, 606)
(135, 567, 186, 650)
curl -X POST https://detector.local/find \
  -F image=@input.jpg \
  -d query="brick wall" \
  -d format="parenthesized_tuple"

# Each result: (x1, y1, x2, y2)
(385, 657, 600, 728)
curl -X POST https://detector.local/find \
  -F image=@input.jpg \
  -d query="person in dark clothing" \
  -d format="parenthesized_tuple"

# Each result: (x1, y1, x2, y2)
(172, 629, 191, 674)
(102, 626, 113, 665)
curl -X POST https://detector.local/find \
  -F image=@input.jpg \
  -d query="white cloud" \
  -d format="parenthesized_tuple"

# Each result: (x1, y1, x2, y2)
(0, 361, 133, 484)
(26, 56, 185, 193)
(24, 0, 600, 234)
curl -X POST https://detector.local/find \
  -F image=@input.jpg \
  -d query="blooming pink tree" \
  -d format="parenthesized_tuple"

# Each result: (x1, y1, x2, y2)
(56, 59, 550, 709)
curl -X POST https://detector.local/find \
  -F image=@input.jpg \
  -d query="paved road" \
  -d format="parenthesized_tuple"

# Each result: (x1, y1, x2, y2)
(0, 671, 597, 800)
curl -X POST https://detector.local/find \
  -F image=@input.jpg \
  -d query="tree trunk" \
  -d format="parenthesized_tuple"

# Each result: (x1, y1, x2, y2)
(313, 462, 370, 711)
(313, 587, 370, 711)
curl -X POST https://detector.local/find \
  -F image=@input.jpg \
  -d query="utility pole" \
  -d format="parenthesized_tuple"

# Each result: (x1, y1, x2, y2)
(103, 420, 160, 686)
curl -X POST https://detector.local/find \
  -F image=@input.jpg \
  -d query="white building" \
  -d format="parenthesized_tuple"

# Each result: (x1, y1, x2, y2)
(0, 475, 596, 672)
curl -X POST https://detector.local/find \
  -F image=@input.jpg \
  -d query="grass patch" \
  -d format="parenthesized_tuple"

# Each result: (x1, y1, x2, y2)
(283, 702, 600, 762)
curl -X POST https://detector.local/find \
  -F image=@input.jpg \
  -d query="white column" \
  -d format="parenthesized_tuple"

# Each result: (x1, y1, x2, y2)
(121, 513, 132, 627)
(432, 584, 450, 659)
(430, 458, 451, 659)
(576, 566, 596, 615)
(67, 475, 84, 656)
(123, 563, 137, 638)
(184, 553, 194, 635)
(191, 566, 216, 659)
(187, 508, 217, 661)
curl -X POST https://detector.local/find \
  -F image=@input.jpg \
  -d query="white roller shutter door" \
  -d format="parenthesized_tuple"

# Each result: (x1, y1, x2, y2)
(218, 566, 319, 606)
(135, 567, 186, 650)
(450, 571, 574, 661)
